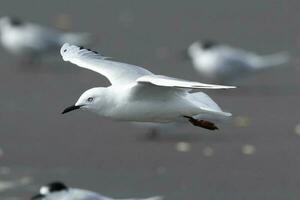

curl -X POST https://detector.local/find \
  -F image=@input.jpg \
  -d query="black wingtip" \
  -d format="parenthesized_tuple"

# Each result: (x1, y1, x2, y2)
(77, 46, 99, 54)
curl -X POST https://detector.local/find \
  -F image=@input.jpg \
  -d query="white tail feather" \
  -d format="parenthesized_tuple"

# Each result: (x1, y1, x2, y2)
(254, 51, 290, 69)
(144, 196, 164, 200)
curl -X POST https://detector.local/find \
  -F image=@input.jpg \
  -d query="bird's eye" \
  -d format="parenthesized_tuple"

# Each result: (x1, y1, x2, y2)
(87, 97, 94, 102)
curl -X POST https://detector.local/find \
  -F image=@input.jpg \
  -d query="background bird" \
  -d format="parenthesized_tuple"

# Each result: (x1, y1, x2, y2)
(31, 181, 163, 200)
(0, 16, 91, 64)
(183, 40, 290, 84)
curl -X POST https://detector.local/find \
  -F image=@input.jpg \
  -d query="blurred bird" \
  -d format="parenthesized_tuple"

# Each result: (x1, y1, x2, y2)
(61, 43, 235, 130)
(183, 40, 290, 84)
(0, 16, 90, 64)
(31, 181, 163, 200)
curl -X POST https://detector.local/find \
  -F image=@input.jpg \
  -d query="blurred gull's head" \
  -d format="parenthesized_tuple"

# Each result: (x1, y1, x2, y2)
(0, 16, 23, 28)
(186, 40, 218, 59)
(31, 181, 68, 199)
(199, 39, 218, 50)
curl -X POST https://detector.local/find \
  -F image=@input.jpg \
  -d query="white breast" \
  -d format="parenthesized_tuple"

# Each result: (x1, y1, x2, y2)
(193, 52, 220, 78)
(1, 27, 28, 55)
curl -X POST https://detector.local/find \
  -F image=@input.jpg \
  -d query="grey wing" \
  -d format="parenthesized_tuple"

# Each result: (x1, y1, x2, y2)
(221, 55, 254, 71)
(129, 76, 232, 119)
(70, 189, 112, 200)
(129, 81, 187, 102)
(136, 75, 235, 90)
(219, 46, 259, 68)
(28, 25, 90, 52)
(130, 77, 234, 102)
(129, 75, 235, 102)
(43, 190, 110, 200)
(214, 47, 257, 81)
(117, 196, 163, 200)
(21, 23, 63, 53)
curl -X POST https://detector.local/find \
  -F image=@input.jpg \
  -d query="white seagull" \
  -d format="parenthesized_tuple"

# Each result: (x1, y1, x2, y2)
(184, 40, 290, 83)
(0, 16, 90, 62)
(61, 43, 235, 130)
(31, 181, 163, 200)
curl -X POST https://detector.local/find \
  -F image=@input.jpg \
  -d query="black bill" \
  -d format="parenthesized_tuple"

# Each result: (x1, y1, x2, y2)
(62, 105, 82, 114)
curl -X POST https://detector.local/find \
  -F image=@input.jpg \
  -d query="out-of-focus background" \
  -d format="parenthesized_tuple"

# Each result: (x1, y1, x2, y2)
(0, 0, 300, 199)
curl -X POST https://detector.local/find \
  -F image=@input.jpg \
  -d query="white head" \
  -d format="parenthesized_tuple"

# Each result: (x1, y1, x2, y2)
(31, 181, 68, 199)
(62, 87, 107, 114)
(186, 40, 218, 58)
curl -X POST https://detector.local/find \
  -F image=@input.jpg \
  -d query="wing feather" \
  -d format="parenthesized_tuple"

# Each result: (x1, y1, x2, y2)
(60, 43, 152, 85)
(136, 75, 236, 89)
(60, 44, 236, 91)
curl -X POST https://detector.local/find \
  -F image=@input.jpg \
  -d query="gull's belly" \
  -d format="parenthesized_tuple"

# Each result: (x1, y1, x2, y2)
(107, 99, 197, 122)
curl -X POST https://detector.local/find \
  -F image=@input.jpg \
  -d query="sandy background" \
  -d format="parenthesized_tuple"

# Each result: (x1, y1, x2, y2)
(0, 0, 300, 199)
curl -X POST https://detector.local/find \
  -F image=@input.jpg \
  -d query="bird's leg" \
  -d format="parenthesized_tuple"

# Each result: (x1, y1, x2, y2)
(184, 116, 219, 130)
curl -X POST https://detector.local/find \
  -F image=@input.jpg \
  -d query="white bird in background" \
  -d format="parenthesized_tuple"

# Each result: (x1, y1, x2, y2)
(184, 40, 290, 84)
(31, 181, 163, 200)
(0, 16, 90, 63)
(61, 43, 235, 130)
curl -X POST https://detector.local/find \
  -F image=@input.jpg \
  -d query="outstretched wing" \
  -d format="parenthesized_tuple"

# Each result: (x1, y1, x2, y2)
(60, 43, 153, 85)
(136, 75, 236, 89)
(129, 75, 233, 120)
(119, 196, 163, 200)
(130, 75, 235, 103)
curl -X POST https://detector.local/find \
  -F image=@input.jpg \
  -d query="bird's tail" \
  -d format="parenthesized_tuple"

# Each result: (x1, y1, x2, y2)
(121, 196, 163, 200)
(188, 92, 232, 122)
(60, 32, 91, 46)
(253, 51, 290, 69)
(143, 196, 164, 200)
(193, 108, 232, 123)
